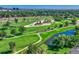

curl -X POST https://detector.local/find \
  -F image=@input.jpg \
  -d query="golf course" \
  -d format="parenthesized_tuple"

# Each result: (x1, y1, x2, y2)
(0, 7, 79, 54)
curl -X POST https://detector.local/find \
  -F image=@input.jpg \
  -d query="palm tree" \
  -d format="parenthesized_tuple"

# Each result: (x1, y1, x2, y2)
(52, 37, 61, 48)
(51, 35, 78, 49)
(8, 42, 16, 53)
(26, 44, 44, 54)
(64, 21, 69, 27)
(14, 18, 18, 23)
(23, 18, 26, 22)
(3, 21, 10, 27)
(75, 25, 79, 35)
(71, 18, 76, 25)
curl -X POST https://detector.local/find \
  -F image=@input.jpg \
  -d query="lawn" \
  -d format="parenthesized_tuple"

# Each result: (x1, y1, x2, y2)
(24, 21, 65, 34)
(39, 26, 75, 54)
(47, 48, 70, 54)
(40, 35, 79, 54)
(0, 16, 76, 54)
(0, 34, 39, 53)
(41, 26, 75, 41)
(40, 44, 70, 54)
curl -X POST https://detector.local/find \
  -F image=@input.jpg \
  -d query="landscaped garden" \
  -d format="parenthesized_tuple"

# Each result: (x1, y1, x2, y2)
(0, 8, 79, 54)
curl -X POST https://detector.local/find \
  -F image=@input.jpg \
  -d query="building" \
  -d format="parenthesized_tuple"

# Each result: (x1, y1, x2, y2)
(76, 20, 79, 25)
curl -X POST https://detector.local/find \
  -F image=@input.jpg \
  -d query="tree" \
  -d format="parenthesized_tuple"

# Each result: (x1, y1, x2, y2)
(3, 21, 10, 27)
(14, 18, 18, 23)
(23, 18, 26, 22)
(64, 21, 69, 27)
(0, 30, 7, 37)
(71, 18, 76, 25)
(59, 24, 63, 28)
(52, 37, 61, 48)
(10, 29, 16, 35)
(51, 35, 78, 49)
(27, 44, 44, 54)
(75, 25, 79, 35)
(18, 26, 25, 34)
(8, 42, 16, 53)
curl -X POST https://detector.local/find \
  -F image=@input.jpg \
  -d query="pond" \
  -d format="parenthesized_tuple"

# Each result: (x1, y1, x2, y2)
(45, 29, 76, 46)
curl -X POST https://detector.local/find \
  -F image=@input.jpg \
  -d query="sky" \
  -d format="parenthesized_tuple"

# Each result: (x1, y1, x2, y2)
(0, 5, 79, 9)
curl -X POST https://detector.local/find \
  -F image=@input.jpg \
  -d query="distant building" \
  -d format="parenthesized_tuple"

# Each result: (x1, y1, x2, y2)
(0, 9, 12, 11)
(67, 18, 72, 20)
(76, 20, 79, 25)
(0, 7, 20, 11)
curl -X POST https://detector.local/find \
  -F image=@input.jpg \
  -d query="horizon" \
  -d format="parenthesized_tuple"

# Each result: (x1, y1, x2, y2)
(0, 5, 79, 9)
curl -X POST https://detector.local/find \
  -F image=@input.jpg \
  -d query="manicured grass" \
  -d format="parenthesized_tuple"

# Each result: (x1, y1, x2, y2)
(39, 26, 75, 54)
(0, 16, 54, 27)
(0, 16, 77, 54)
(0, 16, 55, 54)
(47, 48, 70, 54)
(40, 35, 79, 54)
(41, 26, 75, 41)
(25, 25, 53, 33)
(0, 34, 39, 53)
(24, 21, 63, 33)
(40, 44, 70, 54)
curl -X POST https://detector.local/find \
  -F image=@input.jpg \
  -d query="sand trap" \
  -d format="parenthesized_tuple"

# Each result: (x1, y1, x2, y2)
(24, 20, 54, 28)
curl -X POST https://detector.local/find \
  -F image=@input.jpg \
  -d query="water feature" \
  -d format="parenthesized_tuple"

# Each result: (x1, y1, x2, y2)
(45, 29, 76, 46)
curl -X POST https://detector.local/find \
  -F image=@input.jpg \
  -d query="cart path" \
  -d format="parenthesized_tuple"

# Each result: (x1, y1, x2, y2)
(70, 47, 79, 54)
(14, 27, 69, 54)
(14, 33, 42, 54)
(69, 44, 79, 54)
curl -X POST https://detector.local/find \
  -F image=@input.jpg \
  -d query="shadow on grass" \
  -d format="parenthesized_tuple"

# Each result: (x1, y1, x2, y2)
(48, 45, 60, 51)
(0, 50, 12, 54)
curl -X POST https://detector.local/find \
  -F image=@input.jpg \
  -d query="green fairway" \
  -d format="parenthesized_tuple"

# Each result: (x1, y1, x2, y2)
(0, 17, 74, 54)
(0, 15, 78, 54)
(39, 26, 76, 54)
(0, 34, 39, 53)
(41, 26, 75, 41)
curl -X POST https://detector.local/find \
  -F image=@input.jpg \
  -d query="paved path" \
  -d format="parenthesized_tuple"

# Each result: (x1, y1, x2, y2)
(33, 33, 42, 45)
(70, 44, 79, 54)
(14, 22, 74, 54)
(14, 20, 53, 54)
(70, 47, 79, 54)
(24, 23, 51, 28)
(14, 33, 42, 54)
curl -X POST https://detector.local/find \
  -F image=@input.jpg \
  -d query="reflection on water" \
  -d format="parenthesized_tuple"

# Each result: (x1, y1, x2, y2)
(45, 29, 75, 46)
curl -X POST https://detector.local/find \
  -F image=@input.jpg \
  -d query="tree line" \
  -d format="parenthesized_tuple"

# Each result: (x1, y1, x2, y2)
(0, 9, 79, 18)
